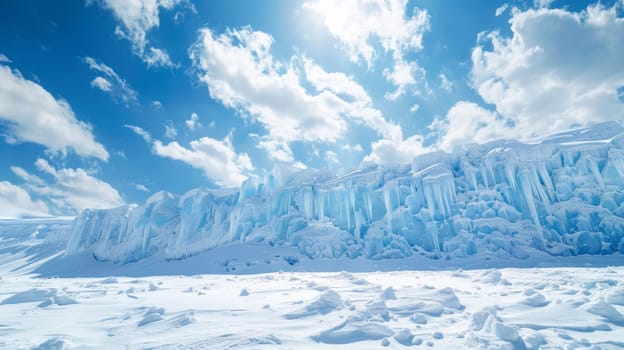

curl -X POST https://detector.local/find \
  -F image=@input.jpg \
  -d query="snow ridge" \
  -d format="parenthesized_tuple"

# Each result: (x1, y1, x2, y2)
(65, 122, 624, 263)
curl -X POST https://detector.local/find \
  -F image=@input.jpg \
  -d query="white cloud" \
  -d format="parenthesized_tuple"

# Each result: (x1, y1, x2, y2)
(34, 159, 123, 213)
(135, 184, 150, 192)
(126, 122, 252, 187)
(152, 100, 163, 109)
(90, 76, 113, 92)
(11, 159, 123, 215)
(185, 112, 201, 130)
(0, 181, 50, 219)
(10, 166, 45, 186)
(85, 57, 138, 106)
(365, 134, 430, 166)
(124, 124, 152, 142)
(0, 53, 11, 63)
(341, 143, 363, 152)
(189, 26, 401, 163)
(439, 73, 454, 92)
(409, 104, 420, 113)
(534, 0, 555, 8)
(0, 64, 109, 160)
(164, 124, 177, 139)
(495, 3, 509, 16)
(143, 47, 175, 68)
(153, 134, 253, 187)
(434, 101, 512, 152)
(325, 150, 339, 164)
(304, 0, 430, 98)
(469, 3, 624, 141)
(96, 0, 183, 67)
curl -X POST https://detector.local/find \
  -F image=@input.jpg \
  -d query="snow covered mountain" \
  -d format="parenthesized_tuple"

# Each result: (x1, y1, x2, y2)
(65, 122, 624, 263)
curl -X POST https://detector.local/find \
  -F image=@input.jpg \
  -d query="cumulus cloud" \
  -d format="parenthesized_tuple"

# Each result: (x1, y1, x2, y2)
(153, 134, 253, 187)
(85, 57, 138, 106)
(439, 73, 454, 92)
(0, 64, 109, 160)
(164, 123, 177, 139)
(304, 0, 430, 98)
(90, 76, 113, 92)
(467, 3, 624, 141)
(364, 134, 430, 165)
(341, 143, 363, 152)
(189, 26, 401, 163)
(185, 112, 200, 130)
(434, 101, 512, 152)
(0, 181, 49, 219)
(10, 159, 123, 215)
(126, 124, 252, 187)
(324, 150, 339, 164)
(33, 159, 123, 213)
(96, 0, 184, 67)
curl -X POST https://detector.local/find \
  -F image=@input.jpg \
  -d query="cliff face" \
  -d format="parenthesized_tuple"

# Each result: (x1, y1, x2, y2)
(65, 122, 624, 263)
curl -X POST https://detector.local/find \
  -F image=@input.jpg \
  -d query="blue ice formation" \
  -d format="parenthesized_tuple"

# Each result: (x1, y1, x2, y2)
(65, 122, 624, 263)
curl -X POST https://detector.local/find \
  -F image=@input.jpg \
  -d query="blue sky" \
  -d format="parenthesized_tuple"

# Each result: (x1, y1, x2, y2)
(1, 0, 623, 218)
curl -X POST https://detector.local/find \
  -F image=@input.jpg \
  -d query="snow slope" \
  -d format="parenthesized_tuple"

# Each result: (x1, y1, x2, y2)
(64, 122, 624, 264)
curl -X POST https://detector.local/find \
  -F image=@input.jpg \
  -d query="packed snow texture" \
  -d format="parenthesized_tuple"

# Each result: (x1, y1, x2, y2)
(2, 265, 624, 349)
(1, 218, 624, 348)
(65, 122, 624, 263)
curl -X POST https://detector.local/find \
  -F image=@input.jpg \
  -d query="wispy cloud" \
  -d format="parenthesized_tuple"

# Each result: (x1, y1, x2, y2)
(85, 57, 138, 107)
(95, 0, 185, 68)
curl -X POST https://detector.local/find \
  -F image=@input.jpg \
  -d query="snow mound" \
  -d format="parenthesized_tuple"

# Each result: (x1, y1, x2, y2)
(137, 307, 165, 327)
(312, 316, 394, 344)
(31, 337, 70, 350)
(583, 300, 624, 325)
(62, 122, 624, 263)
(468, 307, 527, 349)
(2, 288, 57, 304)
(284, 290, 343, 319)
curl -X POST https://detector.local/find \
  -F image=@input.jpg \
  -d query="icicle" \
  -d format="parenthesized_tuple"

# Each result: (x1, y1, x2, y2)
(610, 149, 624, 178)
(588, 158, 606, 191)
(366, 191, 373, 222)
(303, 187, 313, 220)
(318, 189, 325, 221)
(344, 188, 352, 232)
(354, 209, 364, 242)
(383, 186, 393, 228)
(537, 162, 555, 201)
(505, 163, 517, 191)
(518, 168, 541, 229)
(480, 166, 490, 188)
(486, 159, 496, 187)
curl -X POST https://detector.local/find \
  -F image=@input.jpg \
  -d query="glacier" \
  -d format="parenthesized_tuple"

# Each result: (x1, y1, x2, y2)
(65, 122, 624, 263)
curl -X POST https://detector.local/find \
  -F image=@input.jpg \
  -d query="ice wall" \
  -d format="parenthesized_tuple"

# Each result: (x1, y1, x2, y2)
(65, 122, 624, 263)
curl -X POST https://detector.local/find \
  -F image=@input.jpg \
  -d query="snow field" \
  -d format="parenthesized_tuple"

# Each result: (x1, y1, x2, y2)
(1, 266, 623, 349)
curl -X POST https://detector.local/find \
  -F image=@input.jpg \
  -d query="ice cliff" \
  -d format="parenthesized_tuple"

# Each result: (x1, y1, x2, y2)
(66, 122, 624, 263)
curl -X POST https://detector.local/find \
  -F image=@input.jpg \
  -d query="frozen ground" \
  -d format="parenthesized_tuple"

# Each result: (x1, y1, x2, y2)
(1, 218, 624, 349)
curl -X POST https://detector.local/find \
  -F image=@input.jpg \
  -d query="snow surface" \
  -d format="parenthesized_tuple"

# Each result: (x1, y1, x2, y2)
(1, 223, 624, 349)
(64, 121, 624, 264)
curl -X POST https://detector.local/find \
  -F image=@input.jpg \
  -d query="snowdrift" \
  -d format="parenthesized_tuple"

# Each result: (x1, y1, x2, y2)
(65, 122, 624, 263)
